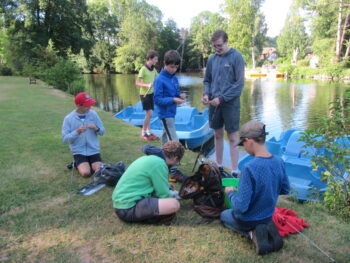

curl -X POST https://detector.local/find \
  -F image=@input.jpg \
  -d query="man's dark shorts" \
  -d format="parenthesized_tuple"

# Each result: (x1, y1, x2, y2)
(140, 93, 154, 111)
(209, 97, 240, 133)
(73, 153, 102, 167)
(115, 197, 175, 224)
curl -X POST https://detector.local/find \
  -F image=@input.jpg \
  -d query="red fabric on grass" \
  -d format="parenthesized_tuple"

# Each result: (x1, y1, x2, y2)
(272, 207, 309, 237)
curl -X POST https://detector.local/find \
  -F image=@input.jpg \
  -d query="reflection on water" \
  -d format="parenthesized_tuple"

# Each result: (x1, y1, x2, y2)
(84, 74, 347, 139)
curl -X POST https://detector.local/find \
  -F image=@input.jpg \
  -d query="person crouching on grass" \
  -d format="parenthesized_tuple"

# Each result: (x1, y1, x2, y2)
(112, 141, 184, 224)
(220, 120, 290, 255)
(136, 49, 159, 141)
(62, 92, 105, 177)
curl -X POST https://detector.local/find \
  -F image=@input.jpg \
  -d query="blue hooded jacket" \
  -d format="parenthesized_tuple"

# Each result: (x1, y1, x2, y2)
(153, 69, 180, 119)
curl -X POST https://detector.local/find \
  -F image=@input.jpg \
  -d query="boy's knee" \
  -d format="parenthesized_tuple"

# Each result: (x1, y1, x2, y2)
(171, 199, 180, 213)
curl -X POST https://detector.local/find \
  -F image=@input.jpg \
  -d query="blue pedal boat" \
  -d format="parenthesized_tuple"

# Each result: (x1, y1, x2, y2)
(114, 101, 159, 127)
(238, 129, 349, 201)
(114, 102, 214, 150)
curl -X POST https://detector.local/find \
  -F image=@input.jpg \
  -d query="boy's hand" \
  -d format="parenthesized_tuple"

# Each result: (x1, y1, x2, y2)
(180, 93, 186, 99)
(209, 97, 221, 107)
(202, 94, 209, 105)
(225, 186, 236, 193)
(76, 126, 87, 134)
(86, 123, 99, 131)
(173, 97, 184, 104)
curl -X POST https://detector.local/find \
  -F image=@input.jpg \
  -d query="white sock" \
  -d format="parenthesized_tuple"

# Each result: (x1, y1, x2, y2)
(141, 130, 146, 136)
(232, 169, 239, 174)
(217, 164, 223, 168)
(146, 131, 151, 136)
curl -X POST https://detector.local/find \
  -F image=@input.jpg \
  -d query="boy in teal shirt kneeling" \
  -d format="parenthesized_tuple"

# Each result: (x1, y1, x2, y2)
(112, 141, 184, 224)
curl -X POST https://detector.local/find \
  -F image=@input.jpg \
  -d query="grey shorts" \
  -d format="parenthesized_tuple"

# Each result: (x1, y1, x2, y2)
(115, 198, 175, 224)
(209, 97, 240, 133)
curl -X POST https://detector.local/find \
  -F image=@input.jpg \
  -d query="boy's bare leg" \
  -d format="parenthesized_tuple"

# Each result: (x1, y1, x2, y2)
(158, 198, 180, 215)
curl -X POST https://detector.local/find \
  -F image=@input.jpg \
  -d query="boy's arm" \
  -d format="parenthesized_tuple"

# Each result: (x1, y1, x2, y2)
(229, 167, 253, 214)
(153, 78, 176, 106)
(61, 117, 79, 143)
(94, 112, 105, 136)
(136, 67, 151, 88)
(203, 56, 212, 96)
(279, 162, 290, 195)
(150, 162, 171, 198)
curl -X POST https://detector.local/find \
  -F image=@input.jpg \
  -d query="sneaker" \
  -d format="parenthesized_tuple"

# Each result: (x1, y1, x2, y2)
(267, 221, 283, 252)
(140, 134, 152, 141)
(147, 133, 159, 141)
(218, 167, 232, 178)
(169, 168, 188, 183)
(251, 224, 272, 255)
(231, 171, 239, 178)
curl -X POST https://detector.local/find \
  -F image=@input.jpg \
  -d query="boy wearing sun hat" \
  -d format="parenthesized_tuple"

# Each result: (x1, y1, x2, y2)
(62, 92, 105, 177)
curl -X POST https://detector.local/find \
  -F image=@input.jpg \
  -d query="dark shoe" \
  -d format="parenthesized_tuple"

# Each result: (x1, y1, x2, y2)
(169, 168, 188, 183)
(267, 221, 283, 252)
(218, 167, 232, 178)
(231, 171, 239, 178)
(251, 224, 272, 255)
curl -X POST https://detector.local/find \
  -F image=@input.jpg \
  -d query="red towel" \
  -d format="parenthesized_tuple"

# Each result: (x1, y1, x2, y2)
(272, 207, 309, 237)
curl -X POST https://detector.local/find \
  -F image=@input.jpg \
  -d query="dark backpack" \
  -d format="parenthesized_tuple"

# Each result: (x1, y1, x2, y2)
(93, 162, 125, 186)
(179, 163, 225, 218)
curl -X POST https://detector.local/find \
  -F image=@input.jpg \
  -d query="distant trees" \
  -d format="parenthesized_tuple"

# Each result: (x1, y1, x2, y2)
(224, 0, 267, 67)
(277, 2, 308, 65)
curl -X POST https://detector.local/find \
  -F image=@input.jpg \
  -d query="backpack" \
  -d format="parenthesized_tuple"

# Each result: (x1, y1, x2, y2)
(179, 163, 225, 218)
(93, 161, 125, 186)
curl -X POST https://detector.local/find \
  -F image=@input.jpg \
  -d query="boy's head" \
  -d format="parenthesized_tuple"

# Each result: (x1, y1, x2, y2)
(75, 92, 96, 107)
(162, 141, 185, 166)
(237, 120, 268, 147)
(211, 30, 229, 55)
(146, 50, 158, 65)
(164, 50, 181, 75)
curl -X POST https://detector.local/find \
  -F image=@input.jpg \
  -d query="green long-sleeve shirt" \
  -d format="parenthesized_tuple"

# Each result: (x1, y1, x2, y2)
(112, 155, 170, 209)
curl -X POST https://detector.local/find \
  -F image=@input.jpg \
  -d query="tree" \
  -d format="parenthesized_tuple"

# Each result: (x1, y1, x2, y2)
(189, 11, 226, 68)
(157, 19, 181, 64)
(1, 0, 93, 72)
(87, 0, 119, 73)
(277, 2, 308, 65)
(223, 0, 265, 67)
(113, 0, 162, 73)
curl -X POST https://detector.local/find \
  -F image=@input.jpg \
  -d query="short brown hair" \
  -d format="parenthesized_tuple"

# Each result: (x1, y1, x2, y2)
(211, 30, 228, 42)
(164, 50, 181, 65)
(162, 141, 185, 161)
(147, 50, 158, 60)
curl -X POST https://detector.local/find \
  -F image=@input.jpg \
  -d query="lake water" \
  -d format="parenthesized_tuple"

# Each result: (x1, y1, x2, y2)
(84, 73, 347, 140)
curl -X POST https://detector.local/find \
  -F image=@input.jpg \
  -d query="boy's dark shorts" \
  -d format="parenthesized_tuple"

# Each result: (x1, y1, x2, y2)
(115, 198, 176, 224)
(140, 93, 154, 111)
(209, 97, 240, 133)
(73, 153, 102, 167)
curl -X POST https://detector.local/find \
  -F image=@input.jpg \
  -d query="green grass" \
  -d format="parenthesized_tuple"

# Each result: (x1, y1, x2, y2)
(0, 76, 349, 263)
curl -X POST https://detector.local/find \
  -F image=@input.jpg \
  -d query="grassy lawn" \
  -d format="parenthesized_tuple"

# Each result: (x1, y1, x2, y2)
(0, 76, 349, 263)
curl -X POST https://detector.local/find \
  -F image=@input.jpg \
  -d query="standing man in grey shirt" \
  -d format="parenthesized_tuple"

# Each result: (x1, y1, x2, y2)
(202, 30, 245, 178)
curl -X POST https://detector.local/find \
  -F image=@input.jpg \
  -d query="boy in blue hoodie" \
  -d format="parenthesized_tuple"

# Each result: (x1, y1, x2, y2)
(62, 92, 105, 177)
(154, 50, 186, 182)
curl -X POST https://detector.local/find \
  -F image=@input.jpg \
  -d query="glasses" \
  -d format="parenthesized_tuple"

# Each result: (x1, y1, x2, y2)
(213, 44, 224, 49)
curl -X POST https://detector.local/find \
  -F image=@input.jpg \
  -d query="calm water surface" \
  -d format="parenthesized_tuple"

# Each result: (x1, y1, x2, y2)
(84, 74, 347, 139)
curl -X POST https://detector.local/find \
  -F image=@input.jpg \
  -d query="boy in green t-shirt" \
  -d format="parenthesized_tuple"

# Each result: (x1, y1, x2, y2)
(112, 141, 185, 224)
(136, 50, 159, 140)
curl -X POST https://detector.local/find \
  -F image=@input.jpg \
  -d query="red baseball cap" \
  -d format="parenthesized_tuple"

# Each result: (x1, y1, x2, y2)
(75, 92, 96, 107)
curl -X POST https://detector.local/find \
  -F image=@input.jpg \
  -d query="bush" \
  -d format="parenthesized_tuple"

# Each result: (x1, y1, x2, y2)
(300, 88, 350, 220)
(297, 59, 309, 67)
(42, 58, 82, 91)
(67, 79, 85, 95)
(0, 64, 13, 76)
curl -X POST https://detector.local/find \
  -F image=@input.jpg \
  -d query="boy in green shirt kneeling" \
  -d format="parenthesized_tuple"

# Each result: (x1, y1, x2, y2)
(112, 141, 184, 224)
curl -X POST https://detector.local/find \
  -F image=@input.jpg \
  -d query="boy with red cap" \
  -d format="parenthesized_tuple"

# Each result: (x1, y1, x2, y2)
(62, 92, 105, 177)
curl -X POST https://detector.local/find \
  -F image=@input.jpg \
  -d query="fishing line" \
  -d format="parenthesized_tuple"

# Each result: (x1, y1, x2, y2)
(277, 214, 337, 263)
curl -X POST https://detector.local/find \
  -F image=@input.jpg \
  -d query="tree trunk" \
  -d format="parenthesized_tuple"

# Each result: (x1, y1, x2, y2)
(251, 34, 256, 69)
(292, 47, 299, 65)
(343, 41, 350, 59)
(336, 0, 344, 62)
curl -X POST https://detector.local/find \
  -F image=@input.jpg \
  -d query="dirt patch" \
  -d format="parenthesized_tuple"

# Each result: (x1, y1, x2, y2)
(46, 87, 69, 99)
